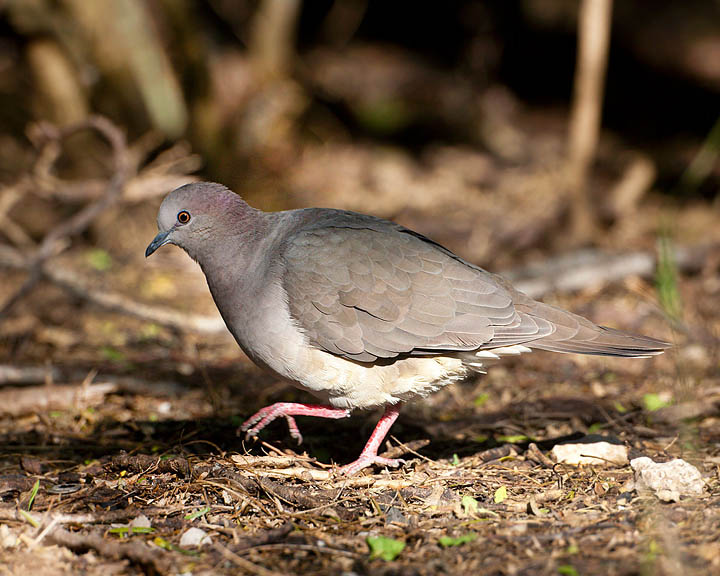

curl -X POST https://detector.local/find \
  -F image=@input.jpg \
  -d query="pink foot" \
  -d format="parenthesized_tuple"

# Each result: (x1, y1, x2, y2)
(240, 402, 350, 445)
(339, 454, 405, 476)
(337, 404, 404, 475)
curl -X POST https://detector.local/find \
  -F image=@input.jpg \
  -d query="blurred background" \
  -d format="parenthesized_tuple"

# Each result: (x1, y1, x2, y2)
(0, 2, 719, 573)
(1, 0, 718, 241)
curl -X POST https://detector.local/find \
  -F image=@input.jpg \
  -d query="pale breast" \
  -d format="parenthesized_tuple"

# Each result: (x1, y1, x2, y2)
(235, 280, 471, 410)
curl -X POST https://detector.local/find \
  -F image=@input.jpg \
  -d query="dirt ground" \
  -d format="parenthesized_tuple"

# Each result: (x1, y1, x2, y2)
(1, 140, 719, 575)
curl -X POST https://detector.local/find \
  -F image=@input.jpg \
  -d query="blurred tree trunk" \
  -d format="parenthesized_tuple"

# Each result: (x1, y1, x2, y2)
(27, 38, 88, 125)
(238, 0, 307, 161)
(568, 0, 613, 243)
(249, 0, 301, 79)
(63, 0, 188, 139)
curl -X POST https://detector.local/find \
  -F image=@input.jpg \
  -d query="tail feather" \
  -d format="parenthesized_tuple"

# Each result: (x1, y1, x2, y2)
(529, 325, 669, 357)
(519, 302, 670, 358)
(486, 273, 670, 358)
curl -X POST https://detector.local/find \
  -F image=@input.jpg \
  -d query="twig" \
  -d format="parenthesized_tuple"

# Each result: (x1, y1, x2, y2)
(0, 244, 225, 333)
(0, 508, 165, 526)
(46, 527, 169, 573)
(609, 154, 656, 216)
(213, 541, 284, 576)
(527, 443, 555, 469)
(0, 183, 35, 248)
(0, 116, 131, 320)
(383, 437, 432, 462)
(239, 542, 359, 558)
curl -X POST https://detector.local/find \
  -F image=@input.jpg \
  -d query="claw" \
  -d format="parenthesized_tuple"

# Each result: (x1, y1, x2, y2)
(339, 455, 406, 476)
(237, 402, 350, 443)
(237, 402, 408, 477)
(335, 404, 404, 476)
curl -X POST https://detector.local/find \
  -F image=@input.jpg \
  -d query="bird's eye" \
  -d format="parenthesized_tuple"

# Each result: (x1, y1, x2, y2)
(177, 210, 191, 224)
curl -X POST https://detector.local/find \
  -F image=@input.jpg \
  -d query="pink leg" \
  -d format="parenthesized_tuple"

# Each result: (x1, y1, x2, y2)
(339, 404, 404, 475)
(240, 402, 350, 445)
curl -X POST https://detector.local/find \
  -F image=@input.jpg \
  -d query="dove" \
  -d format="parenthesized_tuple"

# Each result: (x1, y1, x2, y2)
(146, 182, 669, 474)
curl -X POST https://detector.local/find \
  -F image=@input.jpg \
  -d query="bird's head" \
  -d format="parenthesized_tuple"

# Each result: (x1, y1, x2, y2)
(145, 182, 251, 260)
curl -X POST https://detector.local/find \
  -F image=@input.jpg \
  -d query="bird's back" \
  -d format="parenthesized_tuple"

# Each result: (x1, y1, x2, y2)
(279, 208, 668, 365)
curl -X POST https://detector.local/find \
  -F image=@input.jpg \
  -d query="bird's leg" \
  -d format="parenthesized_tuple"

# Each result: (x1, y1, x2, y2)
(240, 402, 350, 445)
(339, 404, 404, 475)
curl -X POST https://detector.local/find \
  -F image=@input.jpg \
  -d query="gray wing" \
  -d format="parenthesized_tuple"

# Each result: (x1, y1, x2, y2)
(282, 224, 553, 363)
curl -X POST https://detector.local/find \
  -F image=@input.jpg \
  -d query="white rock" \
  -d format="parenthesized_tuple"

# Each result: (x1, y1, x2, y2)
(180, 527, 213, 548)
(130, 514, 152, 529)
(630, 457, 705, 501)
(551, 440, 629, 466)
(0, 524, 18, 548)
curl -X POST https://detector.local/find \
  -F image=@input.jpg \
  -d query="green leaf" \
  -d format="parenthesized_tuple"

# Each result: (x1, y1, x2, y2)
(451, 454, 460, 466)
(101, 346, 126, 363)
(184, 507, 211, 521)
(497, 434, 532, 444)
(613, 401, 627, 414)
(153, 536, 199, 556)
(140, 323, 161, 339)
(558, 565, 579, 576)
(109, 526, 154, 535)
(461, 494, 479, 516)
(643, 393, 670, 412)
(367, 536, 405, 561)
(87, 249, 113, 271)
(19, 509, 39, 528)
(27, 479, 40, 511)
(439, 533, 477, 547)
(587, 423, 603, 434)
(494, 486, 507, 504)
(655, 233, 682, 320)
(353, 100, 413, 135)
(473, 393, 489, 407)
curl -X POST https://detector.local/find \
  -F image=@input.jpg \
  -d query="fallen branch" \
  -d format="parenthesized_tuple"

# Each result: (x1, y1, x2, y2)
(109, 453, 191, 478)
(0, 364, 59, 385)
(0, 244, 225, 333)
(0, 382, 117, 416)
(46, 263, 226, 333)
(0, 508, 163, 526)
(46, 527, 169, 574)
(507, 244, 711, 299)
(0, 365, 188, 399)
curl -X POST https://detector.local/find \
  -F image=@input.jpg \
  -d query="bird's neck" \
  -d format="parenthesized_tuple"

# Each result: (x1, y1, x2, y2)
(197, 209, 278, 311)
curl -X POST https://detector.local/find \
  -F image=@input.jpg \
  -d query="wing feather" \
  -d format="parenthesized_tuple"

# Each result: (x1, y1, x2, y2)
(283, 225, 518, 362)
(281, 214, 668, 362)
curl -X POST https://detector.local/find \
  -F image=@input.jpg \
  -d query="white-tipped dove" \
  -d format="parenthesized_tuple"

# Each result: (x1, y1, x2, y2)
(146, 182, 669, 474)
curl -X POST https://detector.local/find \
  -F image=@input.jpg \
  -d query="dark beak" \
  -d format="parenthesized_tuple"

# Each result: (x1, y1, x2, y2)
(145, 230, 172, 257)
